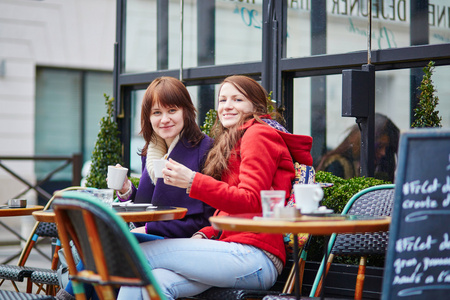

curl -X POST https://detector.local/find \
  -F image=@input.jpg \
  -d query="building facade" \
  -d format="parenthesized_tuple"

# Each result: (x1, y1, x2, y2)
(1, 0, 449, 203)
(0, 0, 115, 202)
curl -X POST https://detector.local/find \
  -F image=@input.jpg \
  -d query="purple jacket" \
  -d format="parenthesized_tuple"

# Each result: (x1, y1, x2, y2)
(122, 134, 215, 238)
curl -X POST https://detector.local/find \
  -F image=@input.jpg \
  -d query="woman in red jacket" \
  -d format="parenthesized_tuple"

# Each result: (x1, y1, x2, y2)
(117, 75, 313, 300)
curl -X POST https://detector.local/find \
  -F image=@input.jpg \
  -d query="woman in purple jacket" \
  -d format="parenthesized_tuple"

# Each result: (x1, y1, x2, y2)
(116, 76, 215, 239)
(56, 77, 214, 300)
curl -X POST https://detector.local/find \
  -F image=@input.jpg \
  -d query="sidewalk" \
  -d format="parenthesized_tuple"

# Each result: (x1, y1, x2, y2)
(0, 215, 53, 292)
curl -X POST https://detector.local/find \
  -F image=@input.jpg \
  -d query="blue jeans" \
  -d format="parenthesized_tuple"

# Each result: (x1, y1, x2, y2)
(117, 238, 278, 300)
(64, 261, 99, 300)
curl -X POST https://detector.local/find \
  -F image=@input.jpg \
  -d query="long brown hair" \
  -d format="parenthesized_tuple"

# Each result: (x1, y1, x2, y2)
(139, 77, 203, 156)
(203, 75, 269, 179)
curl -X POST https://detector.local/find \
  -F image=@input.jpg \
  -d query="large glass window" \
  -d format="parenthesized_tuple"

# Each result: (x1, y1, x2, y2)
(215, 0, 263, 65)
(293, 63, 450, 182)
(125, 0, 157, 73)
(117, 0, 450, 181)
(35, 68, 112, 181)
(124, 0, 264, 73)
(430, 0, 450, 44)
(287, 0, 450, 58)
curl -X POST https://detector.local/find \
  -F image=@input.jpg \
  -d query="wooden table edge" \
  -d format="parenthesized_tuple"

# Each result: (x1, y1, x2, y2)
(209, 215, 391, 235)
(32, 206, 188, 223)
(0, 205, 44, 217)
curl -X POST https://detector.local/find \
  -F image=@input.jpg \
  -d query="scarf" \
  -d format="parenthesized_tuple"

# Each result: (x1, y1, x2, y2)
(146, 135, 180, 184)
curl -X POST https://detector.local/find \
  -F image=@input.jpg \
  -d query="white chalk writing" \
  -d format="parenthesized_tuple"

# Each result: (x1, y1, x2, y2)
(403, 179, 441, 196)
(396, 236, 437, 253)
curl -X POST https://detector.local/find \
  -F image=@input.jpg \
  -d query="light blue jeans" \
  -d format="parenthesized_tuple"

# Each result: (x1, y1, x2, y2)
(117, 238, 278, 300)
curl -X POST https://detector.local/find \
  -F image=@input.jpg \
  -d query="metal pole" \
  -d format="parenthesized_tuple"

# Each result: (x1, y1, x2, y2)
(261, 0, 274, 91)
(180, 0, 184, 81)
(361, 0, 375, 178)
(367, 0, 372, 64)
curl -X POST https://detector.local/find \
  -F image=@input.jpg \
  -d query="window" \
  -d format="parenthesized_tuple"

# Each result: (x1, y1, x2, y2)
(35, 68, 112, 181)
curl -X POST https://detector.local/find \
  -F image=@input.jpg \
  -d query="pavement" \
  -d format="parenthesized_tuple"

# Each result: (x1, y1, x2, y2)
(0, 214, 53, 292)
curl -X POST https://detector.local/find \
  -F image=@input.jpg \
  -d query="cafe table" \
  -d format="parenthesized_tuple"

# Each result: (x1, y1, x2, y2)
(209, 213, 391, 300)
(0, 205, 44, 217)
(0, 205, 44, 263)
(32, 206, 187, 223)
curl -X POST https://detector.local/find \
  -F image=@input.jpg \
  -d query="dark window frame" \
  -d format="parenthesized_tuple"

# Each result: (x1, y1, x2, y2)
(114, 0, 450, 175)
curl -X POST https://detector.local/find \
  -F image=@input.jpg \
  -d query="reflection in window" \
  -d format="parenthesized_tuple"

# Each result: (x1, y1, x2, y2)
(287, 0, 450, 58)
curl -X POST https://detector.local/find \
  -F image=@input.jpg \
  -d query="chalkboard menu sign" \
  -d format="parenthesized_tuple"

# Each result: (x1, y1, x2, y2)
(382, 129, 450, 299)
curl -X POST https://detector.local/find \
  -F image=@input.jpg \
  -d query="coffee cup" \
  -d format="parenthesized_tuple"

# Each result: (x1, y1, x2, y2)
(294, 184, 323, 214)
(107, 165, 128, 190)
(153, 159, 167, 178)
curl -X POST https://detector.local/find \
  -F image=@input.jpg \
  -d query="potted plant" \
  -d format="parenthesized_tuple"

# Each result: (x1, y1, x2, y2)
(411, 61, 442, 128)
(85, 94, 124, 189)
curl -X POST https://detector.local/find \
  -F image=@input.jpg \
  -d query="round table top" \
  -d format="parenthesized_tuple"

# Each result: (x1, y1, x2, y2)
(32, 206, 187, 223)
(0, 205, 44, 217)
(209, 213, 391, 235)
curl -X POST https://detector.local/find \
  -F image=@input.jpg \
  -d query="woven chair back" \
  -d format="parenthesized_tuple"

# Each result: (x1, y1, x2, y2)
(331, 185, 395, 256)
(52, 191, 165, 300)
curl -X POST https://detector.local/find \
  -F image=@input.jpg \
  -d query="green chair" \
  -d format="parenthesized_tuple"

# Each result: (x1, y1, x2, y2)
(309, 184, 395, 299)
(52, 190, 166, 300)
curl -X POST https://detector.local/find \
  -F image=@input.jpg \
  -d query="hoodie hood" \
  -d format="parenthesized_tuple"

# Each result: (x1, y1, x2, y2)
(241, 116, 313, 166)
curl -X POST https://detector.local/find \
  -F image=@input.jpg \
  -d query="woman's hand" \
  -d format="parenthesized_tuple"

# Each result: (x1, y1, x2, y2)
(163, 158, 194, 189)
(114, 163, 131, 194)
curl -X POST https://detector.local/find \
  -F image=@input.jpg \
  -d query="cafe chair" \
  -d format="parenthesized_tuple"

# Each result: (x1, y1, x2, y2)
(0, 186, 86, 295)
(309, 184, 395, 300)
(0, 290, 55, 300)
(51, 190, 166, 300)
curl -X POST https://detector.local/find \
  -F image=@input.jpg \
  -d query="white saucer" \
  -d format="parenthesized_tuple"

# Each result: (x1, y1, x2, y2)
(307, 208, 334, 215)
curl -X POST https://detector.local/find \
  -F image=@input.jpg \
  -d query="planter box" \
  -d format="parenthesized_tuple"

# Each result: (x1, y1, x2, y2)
(302, 261, 384, 299)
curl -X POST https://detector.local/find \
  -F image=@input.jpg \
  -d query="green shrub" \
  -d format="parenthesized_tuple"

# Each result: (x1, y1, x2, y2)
(411, 61, 442, 128)
(316, 171, 389, 214)
(85, 94, 123, 189)
(200, 109, 217, 137)
(129, 176, 140, 188)
(307, 171, 390, 266)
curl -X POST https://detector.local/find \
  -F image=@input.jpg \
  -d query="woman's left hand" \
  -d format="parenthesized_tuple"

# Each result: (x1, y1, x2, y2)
(162, 158, 195, 189)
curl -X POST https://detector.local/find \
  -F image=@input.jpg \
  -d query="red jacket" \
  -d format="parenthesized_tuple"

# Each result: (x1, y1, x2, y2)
(190, 118, 313, 265)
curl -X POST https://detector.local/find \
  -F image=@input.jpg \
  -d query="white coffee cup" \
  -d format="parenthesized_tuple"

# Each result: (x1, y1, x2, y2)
(261, 190, 286, 218)
(294, 184, 324, 214)
(153, 159, 167, 178)
(107, 165, 128, 190)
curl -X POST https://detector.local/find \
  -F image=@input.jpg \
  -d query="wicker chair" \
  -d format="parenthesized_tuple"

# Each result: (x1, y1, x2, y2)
(309, 184, 395, 300)
(0, 290, 55, 300)
(52, 190, 165, 300)
(0, 187, 86, 295)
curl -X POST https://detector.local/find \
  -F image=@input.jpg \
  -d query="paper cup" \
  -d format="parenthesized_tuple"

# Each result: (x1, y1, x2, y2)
(153, 159, 167, 178)
(107, 165, 128, 190)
